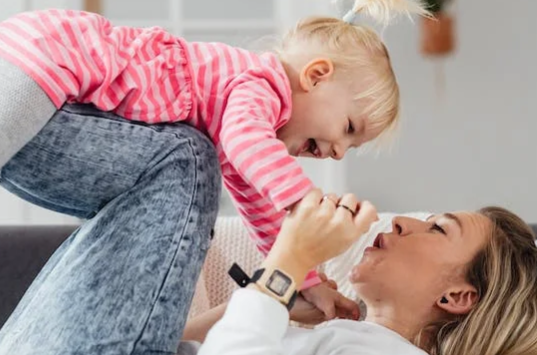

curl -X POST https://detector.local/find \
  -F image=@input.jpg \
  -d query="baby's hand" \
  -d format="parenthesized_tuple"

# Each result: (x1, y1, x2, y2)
(289, 295, 326, 325)
(289, 273, 343, 325)
(300, 276, 360, 321)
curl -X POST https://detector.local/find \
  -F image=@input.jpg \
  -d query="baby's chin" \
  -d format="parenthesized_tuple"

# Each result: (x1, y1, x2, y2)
(284, 141, 298, 157)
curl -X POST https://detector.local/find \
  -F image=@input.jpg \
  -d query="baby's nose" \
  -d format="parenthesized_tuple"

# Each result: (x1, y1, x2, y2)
(330, 145, 345, 160)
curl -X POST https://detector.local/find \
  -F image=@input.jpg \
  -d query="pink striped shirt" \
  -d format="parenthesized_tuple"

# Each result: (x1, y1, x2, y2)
(0, 9, 320, 288)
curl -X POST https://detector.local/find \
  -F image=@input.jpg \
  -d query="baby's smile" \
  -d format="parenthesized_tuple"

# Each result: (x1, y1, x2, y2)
(297, 139, 322, 158)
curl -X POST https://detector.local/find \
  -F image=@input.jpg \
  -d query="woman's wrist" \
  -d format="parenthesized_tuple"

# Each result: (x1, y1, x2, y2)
(261, 250, 311, 291)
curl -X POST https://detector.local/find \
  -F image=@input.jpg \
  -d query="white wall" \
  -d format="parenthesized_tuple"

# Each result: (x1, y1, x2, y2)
(347, 0, 537, 221)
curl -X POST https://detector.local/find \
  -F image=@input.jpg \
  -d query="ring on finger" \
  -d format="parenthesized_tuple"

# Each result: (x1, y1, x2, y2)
(337, 203, 357, 216)
(322, 195, 338, 205)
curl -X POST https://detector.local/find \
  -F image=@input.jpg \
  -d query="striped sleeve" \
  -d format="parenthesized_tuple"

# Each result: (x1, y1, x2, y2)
(224, 176, 321, 289)
(220, 77, 314, 212)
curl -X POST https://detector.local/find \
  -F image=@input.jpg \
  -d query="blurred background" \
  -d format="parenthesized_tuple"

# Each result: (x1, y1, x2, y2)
(0, 0, 535, 225)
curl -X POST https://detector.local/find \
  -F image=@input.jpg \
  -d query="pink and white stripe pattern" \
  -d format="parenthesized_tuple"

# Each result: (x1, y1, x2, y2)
(0, 9, 320, 287)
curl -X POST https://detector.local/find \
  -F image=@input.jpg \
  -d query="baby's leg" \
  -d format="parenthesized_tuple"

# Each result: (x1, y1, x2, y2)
(0, 58, 56, 168)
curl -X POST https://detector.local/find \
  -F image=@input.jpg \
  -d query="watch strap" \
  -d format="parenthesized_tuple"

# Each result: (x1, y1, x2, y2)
(228, 263, 298, 310)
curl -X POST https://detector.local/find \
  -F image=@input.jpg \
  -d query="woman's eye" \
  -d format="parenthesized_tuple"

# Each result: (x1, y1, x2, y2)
(347, 119, 355, 134)
(431, 223, 446, 234)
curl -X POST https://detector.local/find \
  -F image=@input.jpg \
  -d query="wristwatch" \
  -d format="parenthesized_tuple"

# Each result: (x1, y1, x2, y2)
(228, 263, 298, 310)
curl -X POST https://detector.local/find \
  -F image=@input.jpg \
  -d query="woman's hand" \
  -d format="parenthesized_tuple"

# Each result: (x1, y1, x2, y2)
(263, 189, 378, 289)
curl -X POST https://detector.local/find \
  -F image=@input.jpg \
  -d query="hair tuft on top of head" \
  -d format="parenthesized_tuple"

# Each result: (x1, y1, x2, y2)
(337, 0, 432, 26)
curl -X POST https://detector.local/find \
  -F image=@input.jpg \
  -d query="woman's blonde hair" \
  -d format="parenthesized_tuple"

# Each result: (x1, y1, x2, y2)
(274, 0, 429, 144)
(424, 206, 537, 355)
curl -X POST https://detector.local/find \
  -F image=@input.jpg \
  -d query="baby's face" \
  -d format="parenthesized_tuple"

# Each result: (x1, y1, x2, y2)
(277, 64, 382, 160)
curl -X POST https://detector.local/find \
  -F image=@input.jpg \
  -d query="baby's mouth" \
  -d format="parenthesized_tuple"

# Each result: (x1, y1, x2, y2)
(300, 138, 320, 157)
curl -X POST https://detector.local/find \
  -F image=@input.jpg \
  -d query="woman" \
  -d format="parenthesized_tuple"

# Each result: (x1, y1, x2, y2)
(185, 190, 537, 355)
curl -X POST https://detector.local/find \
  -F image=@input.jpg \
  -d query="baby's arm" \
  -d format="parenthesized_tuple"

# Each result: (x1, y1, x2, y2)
(220, 76, 313, 212)
(220, 75, 324, 287)
(223, 177, 322, 289)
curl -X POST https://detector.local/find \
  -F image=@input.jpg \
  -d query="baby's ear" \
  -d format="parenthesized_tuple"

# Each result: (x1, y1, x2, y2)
(299, 58, 334, 91)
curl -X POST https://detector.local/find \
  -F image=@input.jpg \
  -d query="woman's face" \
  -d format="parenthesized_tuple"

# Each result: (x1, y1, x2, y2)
(351, 212, 491, 316)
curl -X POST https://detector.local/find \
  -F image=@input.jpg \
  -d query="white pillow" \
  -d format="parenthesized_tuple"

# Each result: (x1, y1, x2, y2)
(321, 212, 432, 302)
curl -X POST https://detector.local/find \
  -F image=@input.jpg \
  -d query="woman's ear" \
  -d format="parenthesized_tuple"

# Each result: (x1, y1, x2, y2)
(298, 58, 334, 92)
(437, 284, 479, 315)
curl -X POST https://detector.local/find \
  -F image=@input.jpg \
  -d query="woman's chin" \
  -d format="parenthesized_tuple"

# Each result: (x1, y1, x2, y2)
(349, 265, 364, 284)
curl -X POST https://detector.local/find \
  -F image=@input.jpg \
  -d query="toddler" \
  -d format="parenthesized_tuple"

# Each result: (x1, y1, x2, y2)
(0, 0, 428, 319)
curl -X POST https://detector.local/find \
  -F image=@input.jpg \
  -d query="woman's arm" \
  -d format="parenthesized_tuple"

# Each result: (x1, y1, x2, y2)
(197, 286, 291, 355)
(182, 303, 228, 343)
(183, 291, 328, 343)
(197, 190, 378, 355)
(183, 285, 330, 344)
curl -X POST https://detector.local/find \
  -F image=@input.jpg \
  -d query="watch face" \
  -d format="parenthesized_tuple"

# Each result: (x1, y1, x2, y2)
(266, 270, 292, 297)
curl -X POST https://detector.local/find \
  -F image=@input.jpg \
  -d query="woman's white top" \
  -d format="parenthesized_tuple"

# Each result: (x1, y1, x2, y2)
(198, 288, 428, 355)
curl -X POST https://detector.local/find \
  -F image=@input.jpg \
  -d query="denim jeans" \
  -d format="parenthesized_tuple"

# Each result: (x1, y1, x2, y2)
(0, 104, 221, 355)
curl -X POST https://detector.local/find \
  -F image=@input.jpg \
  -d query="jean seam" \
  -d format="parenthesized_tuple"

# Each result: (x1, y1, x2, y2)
(131, 137, 200, 355)
(60, 104, 191, 141)
(24, 141, 139, 182)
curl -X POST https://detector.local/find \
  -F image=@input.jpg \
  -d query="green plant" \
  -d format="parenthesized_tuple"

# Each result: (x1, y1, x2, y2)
(422, 0, 453, 13)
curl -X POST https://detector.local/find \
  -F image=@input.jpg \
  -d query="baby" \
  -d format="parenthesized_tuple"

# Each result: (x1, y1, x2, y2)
(0, 0, 428, 319)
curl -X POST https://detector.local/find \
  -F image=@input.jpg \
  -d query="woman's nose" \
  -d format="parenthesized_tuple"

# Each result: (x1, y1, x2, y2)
(391, 216, 413, 236)
(392, 217, 404, 235)
(391, 216, 427, 236)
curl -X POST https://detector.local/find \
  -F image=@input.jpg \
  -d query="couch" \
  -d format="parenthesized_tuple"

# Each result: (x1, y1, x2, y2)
(0, 217, 264, 327)
(1, 218, 536, 328)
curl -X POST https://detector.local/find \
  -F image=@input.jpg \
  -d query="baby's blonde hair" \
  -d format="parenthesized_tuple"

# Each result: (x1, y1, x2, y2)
(275, 0, 429, 145)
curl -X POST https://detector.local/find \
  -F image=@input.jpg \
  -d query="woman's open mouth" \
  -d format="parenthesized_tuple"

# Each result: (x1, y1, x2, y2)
(364, 233, 385, 254)
(373, 233, 385, 249)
